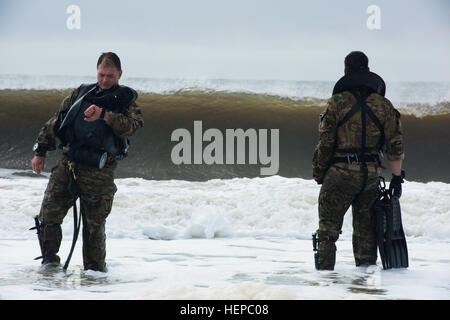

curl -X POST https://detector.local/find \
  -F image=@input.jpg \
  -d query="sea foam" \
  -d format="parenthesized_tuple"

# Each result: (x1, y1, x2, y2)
(1, 169, 449, 241)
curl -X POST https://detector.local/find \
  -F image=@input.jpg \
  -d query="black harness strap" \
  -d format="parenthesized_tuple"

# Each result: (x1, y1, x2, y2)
(332, 154, 379, 165)
(334, 90, 384, 193)
(335, 147, 378, 153)
(360, 93, 369, 193)
(366, 105, 385, 145)
(337, 95, 365, 127)
(63, 161, 82, 271)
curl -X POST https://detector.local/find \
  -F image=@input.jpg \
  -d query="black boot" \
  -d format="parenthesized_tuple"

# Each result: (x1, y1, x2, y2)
(40, 223, 63, 268)
(41, 254, 61, 269)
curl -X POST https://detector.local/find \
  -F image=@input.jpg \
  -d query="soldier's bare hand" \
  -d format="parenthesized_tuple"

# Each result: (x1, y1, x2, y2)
(32, 156, 45, 175)
(84, 104, 102, 122)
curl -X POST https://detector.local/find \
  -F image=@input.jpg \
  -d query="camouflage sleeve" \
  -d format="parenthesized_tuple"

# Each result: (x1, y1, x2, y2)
(105, 101, 144, 138)
(34, 88, 79, 157)
(312, 97, 338, 183)
(383, 99, 404, 161)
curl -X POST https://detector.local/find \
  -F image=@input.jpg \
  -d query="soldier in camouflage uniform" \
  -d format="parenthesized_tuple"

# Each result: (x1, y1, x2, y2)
(312, 51, 404, 270)
(31, 52, 144, 272)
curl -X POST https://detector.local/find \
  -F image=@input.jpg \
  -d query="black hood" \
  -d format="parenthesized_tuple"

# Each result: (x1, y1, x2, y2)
(85, 85, 138, 112)
(332, 71, 386, 96)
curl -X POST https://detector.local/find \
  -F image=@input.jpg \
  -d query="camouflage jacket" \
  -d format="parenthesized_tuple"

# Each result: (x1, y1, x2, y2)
(312, 88, 404, 183)
(34, 84, 144, 158)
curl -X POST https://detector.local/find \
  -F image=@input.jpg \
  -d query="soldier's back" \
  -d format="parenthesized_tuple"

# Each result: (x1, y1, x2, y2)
(332, 88, 392, 153)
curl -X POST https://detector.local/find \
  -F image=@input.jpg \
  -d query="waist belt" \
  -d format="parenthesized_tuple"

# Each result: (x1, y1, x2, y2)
(332, 153, 379, 165)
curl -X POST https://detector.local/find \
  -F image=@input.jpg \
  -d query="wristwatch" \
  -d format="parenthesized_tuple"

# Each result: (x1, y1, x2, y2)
(32, 143, 47, 155)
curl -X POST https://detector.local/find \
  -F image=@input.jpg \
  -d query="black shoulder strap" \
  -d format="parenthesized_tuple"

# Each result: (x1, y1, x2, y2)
(337, 90, 384, 137)
(337, 95, 364, 127)
(365, 106, 385, 143)
(337, 90, 370, 127)
(58, 84, 97, 131)
(335, 90, 385, 158)
(333, 90, 385, 194)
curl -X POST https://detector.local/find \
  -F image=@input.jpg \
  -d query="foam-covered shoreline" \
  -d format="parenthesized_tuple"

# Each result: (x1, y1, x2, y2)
(1, 169, 449, 241)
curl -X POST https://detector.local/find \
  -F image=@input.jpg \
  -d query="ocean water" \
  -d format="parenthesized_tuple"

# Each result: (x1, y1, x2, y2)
(0, 75, 449, 300)
(1, 74, 449, 117)
(0, 169, 449, 300)
(1, 76, 450, 182)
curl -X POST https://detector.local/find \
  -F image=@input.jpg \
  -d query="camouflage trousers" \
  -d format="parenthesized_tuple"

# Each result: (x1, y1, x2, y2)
(315, 165, 379, 270)
(38, 157, 117, 272)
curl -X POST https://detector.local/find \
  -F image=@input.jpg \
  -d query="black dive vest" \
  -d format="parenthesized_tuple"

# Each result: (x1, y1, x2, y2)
(331, 71, 386, 192)
(56, 83, 138, 164)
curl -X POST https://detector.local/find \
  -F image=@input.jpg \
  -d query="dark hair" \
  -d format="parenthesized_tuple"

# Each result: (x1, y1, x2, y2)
(344, 51, 369, 73)
(97, 52, 122, 71)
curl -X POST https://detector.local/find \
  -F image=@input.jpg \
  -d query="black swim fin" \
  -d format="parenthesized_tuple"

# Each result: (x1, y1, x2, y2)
(374, 177, 409, 269)
(387, 195, 409, 268)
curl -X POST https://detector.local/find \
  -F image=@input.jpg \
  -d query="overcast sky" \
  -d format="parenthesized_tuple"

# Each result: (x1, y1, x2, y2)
(0, 0, 449, 81)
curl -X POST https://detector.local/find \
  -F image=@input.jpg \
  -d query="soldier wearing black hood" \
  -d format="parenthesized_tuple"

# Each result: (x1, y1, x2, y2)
(312, 51, 404, 270)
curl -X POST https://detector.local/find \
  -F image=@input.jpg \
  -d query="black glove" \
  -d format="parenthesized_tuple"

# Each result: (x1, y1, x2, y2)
(389, 170, 405, 198)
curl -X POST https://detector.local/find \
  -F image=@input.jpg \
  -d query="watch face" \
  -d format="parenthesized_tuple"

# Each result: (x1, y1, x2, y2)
(33, 143, 39, 151)
(99, 152, 107, 169)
